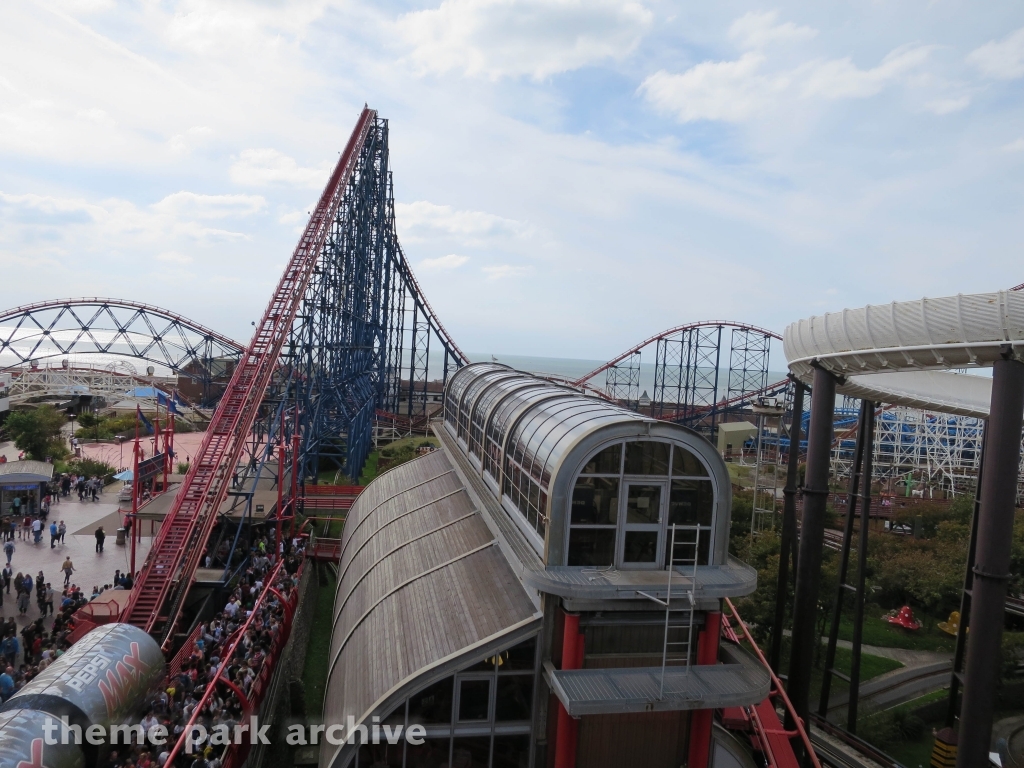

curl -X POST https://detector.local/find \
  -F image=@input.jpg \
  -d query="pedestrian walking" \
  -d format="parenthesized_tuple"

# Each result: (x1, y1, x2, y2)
(58, 520, 66, 544)
(95, 526, 105, 553)
(3, 541, 12, 566)
(16, 589, 28, 615)
(49, 521, 58, 549)
(1, 565, 10, 593)
(61, 557, 74, 586)
(31, 517, 42, 544)
(43, 583, 54, 615)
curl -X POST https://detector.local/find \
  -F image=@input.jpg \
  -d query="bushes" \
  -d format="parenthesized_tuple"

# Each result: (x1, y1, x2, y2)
(59, 458, 118, 479)
(5, 404, 69, 461)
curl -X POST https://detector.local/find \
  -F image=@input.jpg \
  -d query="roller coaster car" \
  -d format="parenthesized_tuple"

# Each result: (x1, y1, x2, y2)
(885, 605, 922, 631)
(938, 610, 960, 637)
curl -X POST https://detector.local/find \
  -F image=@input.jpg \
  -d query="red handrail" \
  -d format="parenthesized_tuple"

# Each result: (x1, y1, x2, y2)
(164, 560, 298, 768)
(722, 598, 822, 768)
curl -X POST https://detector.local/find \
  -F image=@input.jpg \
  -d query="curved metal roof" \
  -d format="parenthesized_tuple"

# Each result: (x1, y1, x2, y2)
(323, 449, 540, 768)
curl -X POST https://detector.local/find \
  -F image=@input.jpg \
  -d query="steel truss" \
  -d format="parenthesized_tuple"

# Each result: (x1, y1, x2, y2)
(281, 114, 466, 482)
(0, 298, 243, 404)
(831, 405, 1024, 498)
(575, 321, 780, 434)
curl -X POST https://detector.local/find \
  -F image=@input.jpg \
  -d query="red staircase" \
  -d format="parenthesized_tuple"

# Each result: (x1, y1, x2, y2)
(121, 108, 376, 642)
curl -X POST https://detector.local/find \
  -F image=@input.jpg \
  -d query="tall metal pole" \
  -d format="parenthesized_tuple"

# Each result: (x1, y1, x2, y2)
(276, 443, 285, 562)
(847, 403, 875, 732)
(769, 378, 804, 673)
(818, 399, 869, 718)
(945, 425, 987, 728)
(786, 365, 837, 735)
(957, 356, 1024, 768)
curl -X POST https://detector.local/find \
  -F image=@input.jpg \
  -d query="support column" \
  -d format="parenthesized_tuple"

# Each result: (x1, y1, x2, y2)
(688, 610, 723, 768)
(554, 611, 582, 768)
(786, 366, 837, 731)
(957, 357, 1024, 768)
(770, 379, 805, 672)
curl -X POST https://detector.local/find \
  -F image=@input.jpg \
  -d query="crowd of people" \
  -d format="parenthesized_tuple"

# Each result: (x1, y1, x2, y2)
(101, 530, 305, 768)
(0, 524, 306, 768)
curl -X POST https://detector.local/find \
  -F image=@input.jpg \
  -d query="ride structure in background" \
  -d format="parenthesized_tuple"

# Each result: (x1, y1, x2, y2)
(121, 107, 465, 646)
(571, 321, 784, 432)
(0, 298, 245, 405)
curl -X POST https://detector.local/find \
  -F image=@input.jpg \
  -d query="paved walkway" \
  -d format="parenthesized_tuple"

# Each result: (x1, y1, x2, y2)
(1, 489, 153, 632)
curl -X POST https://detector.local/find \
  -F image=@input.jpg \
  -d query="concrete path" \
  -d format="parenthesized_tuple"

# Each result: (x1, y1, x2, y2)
(1, 489, 153, 633)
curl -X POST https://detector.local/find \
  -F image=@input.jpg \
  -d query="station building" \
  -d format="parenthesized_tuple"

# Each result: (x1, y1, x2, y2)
(323, 363, 768, 768)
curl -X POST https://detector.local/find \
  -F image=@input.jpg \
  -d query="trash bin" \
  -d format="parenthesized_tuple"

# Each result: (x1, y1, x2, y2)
(116, 527, 126, 546)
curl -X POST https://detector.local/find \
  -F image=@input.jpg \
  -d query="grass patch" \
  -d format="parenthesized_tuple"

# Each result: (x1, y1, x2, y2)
(837, 608, 956, 652)
(832, 646, 904, 681)
(301, 569, 338, 720)
(359, 451, 380, 485)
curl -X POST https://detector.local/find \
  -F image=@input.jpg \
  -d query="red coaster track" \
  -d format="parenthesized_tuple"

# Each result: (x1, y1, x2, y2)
(121, 108, 376, 642)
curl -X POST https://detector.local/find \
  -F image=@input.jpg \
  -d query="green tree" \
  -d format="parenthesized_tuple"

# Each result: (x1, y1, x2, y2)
(5, 405, 69, 461)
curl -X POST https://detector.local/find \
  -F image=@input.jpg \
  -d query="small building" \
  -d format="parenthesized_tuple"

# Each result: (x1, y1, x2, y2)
(0, 460, 54, 517)
(715, 420, 757, 458)
(323, 363, 764, 768)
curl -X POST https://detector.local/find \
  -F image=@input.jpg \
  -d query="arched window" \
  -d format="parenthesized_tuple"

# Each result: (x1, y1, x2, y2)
(567, 440, 714, 568)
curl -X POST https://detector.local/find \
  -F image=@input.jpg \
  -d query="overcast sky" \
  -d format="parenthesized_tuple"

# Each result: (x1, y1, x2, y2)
(1, 1, 1022, 361)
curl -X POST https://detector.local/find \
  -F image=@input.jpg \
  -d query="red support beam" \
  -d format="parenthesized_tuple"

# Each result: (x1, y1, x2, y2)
(688, 611, 722, 768)
(554, 611, 582, 768)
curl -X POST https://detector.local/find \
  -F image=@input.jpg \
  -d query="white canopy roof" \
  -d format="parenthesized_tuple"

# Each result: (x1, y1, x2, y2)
(784, 291, 1024, 416)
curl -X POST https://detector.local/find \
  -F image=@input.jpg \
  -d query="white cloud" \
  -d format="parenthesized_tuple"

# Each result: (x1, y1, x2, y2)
(728, 10, 816, 50)
(151, 191, 266, 219)
(396, 0, 652, 80)
(798, 45, 932, 100)
(924, 95, 971, 115)
(229, 149, 328, 189)
(395, 201, 526, 237)
(640, 53, 777, 123)
(156, 251, 194, 264)
(967, 26, 1024, 80)
(168, 125, 213, 155)
(640, 43, 932, 123)
(1003, 138, 1024, 152)
(420, 254, 470, 270)
(482, 264, 532, 280)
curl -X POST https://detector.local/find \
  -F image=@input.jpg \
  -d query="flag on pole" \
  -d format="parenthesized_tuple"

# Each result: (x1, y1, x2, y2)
(137, 405, 154, 435)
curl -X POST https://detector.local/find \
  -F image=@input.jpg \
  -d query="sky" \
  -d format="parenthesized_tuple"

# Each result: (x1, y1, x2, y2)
(1, 0, 1022, 364)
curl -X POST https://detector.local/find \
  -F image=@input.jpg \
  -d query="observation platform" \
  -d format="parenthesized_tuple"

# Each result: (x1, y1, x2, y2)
(545, 645, 769, 716)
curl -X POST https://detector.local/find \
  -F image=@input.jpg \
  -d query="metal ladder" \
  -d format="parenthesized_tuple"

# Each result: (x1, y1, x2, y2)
(638, 524, 700, 698)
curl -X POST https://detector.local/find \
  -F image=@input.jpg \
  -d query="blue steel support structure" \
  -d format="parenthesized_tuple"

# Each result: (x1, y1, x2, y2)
(284, 113, 466, 483)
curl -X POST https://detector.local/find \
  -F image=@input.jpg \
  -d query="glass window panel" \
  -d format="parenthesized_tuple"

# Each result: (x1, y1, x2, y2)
(570, 477, 619, 525)
(358, 743, 404, 768)
(501, 637, 536, 671)
(458, 680, 490, 722)
(451, 737, 491, 768)
(408, 677, 453, 725)
(465, 655, 496, 672)
(668, 480, 714, 526)
(623, 531, 659, 563)
(625, 484, 661, 524)
(406, 737, 450, 768)
(624, 441, 670, 475)
(581, 443, 621, 474)
(567, 529, 615, 566)
(537, 515, 546, 538)
(383, 701, 406, 726)
(663, 528, 712, 566)
(672, 446, 709, 477)
(495, 675, 533, 721)
(492, 735, 531, 768)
